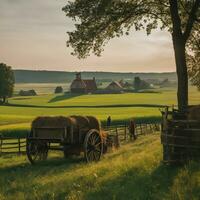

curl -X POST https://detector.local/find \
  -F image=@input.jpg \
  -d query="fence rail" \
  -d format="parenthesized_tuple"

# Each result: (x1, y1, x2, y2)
(0, 136, 26, 155)
(104, 122, 160, 144)
(0, 122, 160, 155)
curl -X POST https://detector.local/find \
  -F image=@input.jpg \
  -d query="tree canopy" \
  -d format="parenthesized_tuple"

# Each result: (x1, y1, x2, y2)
(134, 77, 151, 91)
(63, 0, 199, 58)
(0, 63, 15, 104)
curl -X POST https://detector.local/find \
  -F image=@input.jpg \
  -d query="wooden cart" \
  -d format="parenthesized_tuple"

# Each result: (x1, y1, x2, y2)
(26, 116, 116, 164)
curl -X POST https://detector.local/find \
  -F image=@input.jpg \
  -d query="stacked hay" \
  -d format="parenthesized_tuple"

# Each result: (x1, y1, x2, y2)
(161, 106, 200, 164)
(32, 116, 75, 128)
(70, 115, 90, 130)
(32, 115, 104, 141)
(188, 105, 200, 120)
(86, 116, 101, 131)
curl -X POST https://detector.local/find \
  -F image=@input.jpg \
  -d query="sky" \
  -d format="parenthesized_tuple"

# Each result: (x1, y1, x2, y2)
(0, 0, 176, 72)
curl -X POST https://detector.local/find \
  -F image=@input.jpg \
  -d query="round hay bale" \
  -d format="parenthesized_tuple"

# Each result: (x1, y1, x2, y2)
(70, 115, 90, 130)
(188, 105, 200, 120)
(32, 116, 74, 128)
(86, 116, 101, 131)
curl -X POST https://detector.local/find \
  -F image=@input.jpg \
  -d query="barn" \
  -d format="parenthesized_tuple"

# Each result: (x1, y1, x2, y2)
(70, 73, 97, 93)
(106, 81, 123, 92)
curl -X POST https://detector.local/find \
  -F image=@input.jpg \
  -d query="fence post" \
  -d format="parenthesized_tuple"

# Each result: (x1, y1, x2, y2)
(154, 123, 157, 131)
(150, 124, 153, 133)
(18, 137, 21, 154)
(116, 127, 120, 148)
(0, 135, 2, 155)
(124, 123, 127, 141)
(140, 123, 142, 135)
(145, 123, 148, 134)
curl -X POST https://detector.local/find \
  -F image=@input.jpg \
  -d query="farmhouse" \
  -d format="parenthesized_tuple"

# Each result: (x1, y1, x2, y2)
(106, 81, 123, 92)
(70, 73, 97, 93)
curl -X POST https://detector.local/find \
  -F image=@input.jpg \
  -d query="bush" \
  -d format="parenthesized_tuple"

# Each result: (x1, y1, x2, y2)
(0, 63, 15, 103)
(54, 86, 63, 94)
(133, 77, 151, 91)
(19, 90, 37, 96)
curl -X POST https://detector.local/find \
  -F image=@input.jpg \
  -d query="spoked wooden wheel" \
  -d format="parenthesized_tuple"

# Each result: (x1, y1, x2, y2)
(26, 140, 48, 164)
(84, 129, 103, 162)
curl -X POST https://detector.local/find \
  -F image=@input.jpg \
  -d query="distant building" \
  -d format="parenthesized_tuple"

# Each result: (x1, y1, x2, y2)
(106, 81, 123, 92)
(70, 73, 97, 93)
(123, 82, 132, 88)
(19, 90, 37, 96)
(119, 80, 125, 87)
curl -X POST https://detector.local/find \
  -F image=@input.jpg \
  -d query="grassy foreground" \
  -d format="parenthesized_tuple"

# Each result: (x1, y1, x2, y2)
(0, 134, 200, 200)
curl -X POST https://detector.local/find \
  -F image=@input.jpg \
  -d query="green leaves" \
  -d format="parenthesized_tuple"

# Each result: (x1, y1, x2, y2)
(63, 0, 199, 60)
(187, 23, 200, 90)
(0, 63, 15, 103)
(63, 0, 159, 58)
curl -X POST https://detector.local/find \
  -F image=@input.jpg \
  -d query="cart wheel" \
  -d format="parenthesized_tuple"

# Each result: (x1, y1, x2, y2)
(26, 140, 48, 164)
(84, 129, 103, 162)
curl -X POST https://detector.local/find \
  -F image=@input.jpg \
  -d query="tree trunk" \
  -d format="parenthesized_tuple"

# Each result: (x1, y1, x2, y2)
(172, 33, 188, 111)
(2, 96, 6, 104)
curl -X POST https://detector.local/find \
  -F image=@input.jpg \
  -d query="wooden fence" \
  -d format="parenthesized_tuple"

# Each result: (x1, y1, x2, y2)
(104, 122, 160, 145)
(0, 135, 26, 155)
(0, 123, 160, 155)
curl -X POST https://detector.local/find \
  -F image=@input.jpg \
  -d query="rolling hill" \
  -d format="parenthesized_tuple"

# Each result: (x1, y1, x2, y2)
(14, 70, 177, 83)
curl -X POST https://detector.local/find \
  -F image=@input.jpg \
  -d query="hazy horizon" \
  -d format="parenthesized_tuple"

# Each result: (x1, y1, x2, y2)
(0, 0, 176, 73)
(14, 68, 176, 74)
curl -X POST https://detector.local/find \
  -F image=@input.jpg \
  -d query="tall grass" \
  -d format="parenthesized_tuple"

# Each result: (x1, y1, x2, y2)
(0, 134, 200, 200)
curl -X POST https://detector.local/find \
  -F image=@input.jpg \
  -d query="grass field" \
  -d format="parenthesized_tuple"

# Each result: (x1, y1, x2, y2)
(0, 84, 199, 199)
(0, 85, 199, 136)
(0, 134, 200, 200)
(14, 83, 71, 95)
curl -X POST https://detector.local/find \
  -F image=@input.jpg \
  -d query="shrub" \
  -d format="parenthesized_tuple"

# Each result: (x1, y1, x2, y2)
(19, 90, 37, 96)
(54, 86, 63, 94)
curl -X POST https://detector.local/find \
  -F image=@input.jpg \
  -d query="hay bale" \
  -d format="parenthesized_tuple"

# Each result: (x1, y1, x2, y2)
(86, 116, 101, 131)
(32, 116, 75, 128)
(70, 115, 90, 130)
(188, 105, 200, 120)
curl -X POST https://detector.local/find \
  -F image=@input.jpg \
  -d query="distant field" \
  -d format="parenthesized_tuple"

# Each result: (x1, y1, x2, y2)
(0, 85, 199, 136)
(11, 86, 200, 107)
(14, 82, 111, 95)
(14, 83, 71, 94)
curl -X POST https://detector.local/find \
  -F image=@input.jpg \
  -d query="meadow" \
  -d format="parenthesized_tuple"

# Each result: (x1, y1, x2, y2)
(0, 134, 200, 200)
(0, 84, 200, 199)
(0, 84, 199, 136)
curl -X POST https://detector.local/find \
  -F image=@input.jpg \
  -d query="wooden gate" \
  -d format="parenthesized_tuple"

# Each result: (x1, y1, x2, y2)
(161, 108, 200, 164)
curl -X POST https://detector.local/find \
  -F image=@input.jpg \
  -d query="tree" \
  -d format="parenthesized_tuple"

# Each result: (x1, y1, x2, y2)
(0, 63, 15, 104)
(134, 76, 151, 91)
(63, 0, 200, 111)
(54, 86, 63, 94)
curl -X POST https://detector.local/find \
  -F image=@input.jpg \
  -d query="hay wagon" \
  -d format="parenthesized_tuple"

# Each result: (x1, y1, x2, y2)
(26, 116, 116, 164)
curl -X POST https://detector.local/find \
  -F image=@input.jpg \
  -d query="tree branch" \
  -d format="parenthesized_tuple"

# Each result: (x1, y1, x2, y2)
(183, 0, 200, 43)
(169, 0, 183, 36)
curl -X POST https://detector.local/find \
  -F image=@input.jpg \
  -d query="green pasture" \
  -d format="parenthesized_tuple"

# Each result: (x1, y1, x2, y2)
(14, 83, 70, 95)
(0, 134, 200, 200)
(10, 86, 200, 107)
(0, 106, 160, 137)
(0, 86, 199, 136)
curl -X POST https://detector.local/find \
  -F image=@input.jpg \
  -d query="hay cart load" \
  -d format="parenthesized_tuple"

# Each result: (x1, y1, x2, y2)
(26, 116, 117, 164)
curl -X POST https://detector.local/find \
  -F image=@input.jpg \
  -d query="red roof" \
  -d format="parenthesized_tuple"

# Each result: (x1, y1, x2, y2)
(83, 79, 97, 92)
